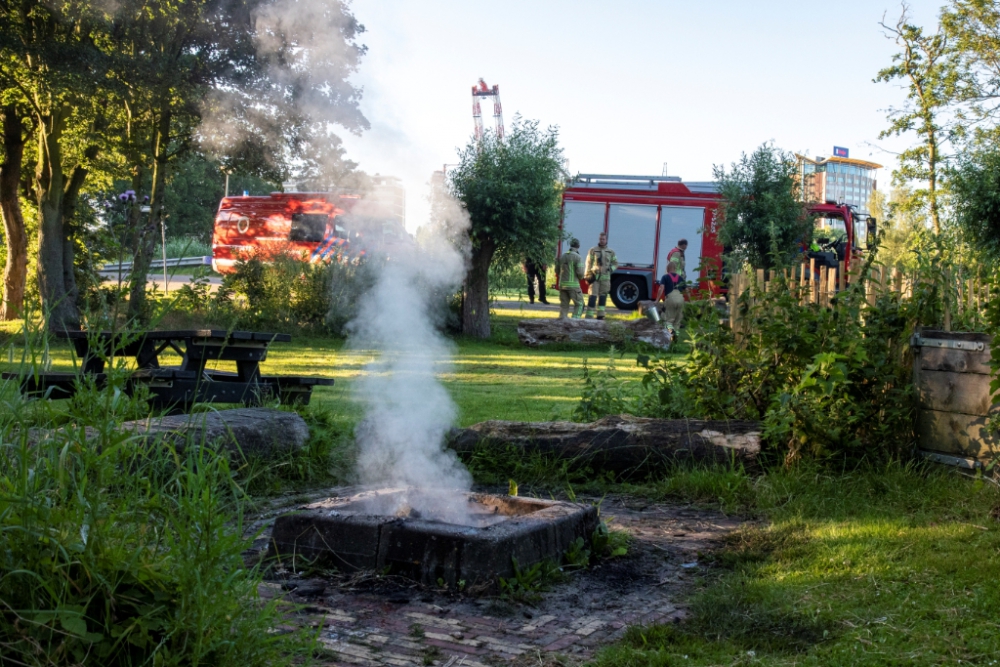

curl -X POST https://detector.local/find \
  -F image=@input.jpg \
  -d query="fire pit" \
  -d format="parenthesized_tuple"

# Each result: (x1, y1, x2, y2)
(268, 489, 599, 588)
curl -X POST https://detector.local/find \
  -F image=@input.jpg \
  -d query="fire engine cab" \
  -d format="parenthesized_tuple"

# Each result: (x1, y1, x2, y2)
(558, 174, 876, 310)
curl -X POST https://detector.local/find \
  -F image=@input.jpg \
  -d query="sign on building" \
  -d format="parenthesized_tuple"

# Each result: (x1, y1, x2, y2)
(833, 146, 849, 158)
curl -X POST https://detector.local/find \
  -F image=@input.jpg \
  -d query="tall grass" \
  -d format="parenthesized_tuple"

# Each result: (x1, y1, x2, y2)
(0, 328, 312, 666)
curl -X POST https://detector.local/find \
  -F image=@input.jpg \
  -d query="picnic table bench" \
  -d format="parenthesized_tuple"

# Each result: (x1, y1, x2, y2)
(2, 329, 334, 410)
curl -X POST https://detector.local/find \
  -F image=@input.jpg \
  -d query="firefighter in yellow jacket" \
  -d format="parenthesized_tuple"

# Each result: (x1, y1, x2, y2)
(557, 238, 585, 319)
(584, 233, 618, 319)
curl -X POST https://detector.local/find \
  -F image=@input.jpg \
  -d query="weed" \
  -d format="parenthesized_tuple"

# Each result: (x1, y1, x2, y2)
(498, 557, 565, 603)
(421, 645, 443, 665)
(409, 623, 426, 639)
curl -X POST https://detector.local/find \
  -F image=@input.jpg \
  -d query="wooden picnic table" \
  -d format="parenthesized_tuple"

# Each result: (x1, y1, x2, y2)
(3, 329, 334, 410)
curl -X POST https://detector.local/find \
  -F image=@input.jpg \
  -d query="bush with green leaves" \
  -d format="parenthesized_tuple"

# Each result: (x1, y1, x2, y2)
(219, 252, 372, 334)
(580, 258, 917, 463)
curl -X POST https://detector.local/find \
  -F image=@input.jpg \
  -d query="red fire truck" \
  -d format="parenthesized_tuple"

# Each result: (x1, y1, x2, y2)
(559, 174, 876, 310)
(211, 190, 406, 274)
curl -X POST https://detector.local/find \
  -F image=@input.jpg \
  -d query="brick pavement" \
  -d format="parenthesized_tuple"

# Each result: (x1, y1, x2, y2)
(253, 493, 742, 666)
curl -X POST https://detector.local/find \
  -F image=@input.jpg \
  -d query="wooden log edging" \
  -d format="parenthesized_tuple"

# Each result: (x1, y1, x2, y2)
(27, 408, 309, 460)
(447, 414, 761, 473)
(517, 319, 672, 349)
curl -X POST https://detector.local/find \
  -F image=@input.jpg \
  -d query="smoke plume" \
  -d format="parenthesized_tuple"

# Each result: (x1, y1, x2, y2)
(347, 180, 475, 524)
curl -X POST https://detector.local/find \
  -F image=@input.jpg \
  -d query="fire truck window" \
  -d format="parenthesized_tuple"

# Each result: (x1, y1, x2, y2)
(290, 213, 329, 242)
(562, 201, 606, 252)
(608, 205, 657, 268)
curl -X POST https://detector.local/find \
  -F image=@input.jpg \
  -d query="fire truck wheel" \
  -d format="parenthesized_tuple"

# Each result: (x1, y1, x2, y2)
(610, 276, 646, 310)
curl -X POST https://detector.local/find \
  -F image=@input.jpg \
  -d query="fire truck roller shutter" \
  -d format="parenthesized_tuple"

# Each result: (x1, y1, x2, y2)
(605, 204, 656, 309)
(657, 206, 705, 282)
(561, 201, 606, 256)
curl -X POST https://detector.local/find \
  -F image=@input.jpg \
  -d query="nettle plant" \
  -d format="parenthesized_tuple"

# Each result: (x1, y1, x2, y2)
(582, 253, 920, 464)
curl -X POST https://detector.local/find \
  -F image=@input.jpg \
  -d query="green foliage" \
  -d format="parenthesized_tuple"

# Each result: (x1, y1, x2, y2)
(586, 259, 917, 463)
(574, 347, 686, 423)
(949, 147, 1000, 259)
(876, 8, 956, 234)
(218, 253, 371, 334)
(450, 117, 567, 269)
(712, 143, 811, 270)
(591, 521, 630, 559)
(0, 380, 307, 665)
(498, 556, 565, 603)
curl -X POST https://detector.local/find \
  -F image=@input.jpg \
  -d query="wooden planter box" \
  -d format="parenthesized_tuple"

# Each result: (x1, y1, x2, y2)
(913, 330, 999, 469)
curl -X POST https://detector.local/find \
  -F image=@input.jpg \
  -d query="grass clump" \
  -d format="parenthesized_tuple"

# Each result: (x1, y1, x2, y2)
(0, 373, 310, 665)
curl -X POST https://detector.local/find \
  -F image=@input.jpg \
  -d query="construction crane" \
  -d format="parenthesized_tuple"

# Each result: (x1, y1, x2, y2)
(471, 78, 504, 141)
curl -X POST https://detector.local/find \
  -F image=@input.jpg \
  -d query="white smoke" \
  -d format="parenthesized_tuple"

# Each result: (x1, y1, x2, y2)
(347, 180, 475, 524)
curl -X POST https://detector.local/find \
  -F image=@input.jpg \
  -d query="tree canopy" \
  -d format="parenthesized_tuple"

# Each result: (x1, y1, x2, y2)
(449, 118, 566, 338)
(713, 143, 810, 270)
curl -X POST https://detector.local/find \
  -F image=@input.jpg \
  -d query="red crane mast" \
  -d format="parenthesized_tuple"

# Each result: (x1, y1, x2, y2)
(471, 78, 504, 141)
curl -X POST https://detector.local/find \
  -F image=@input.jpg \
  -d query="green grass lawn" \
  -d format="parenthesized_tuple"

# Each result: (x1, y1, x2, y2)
(592, 463, 1000, 667)
(0, 312, 650, 432)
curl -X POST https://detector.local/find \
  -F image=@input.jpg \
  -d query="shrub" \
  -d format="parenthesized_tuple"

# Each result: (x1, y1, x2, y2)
(219, 252, 372, 334)
(583, 257, 917, 463)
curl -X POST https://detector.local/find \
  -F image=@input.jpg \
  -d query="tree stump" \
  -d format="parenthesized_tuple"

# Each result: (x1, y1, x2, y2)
(448, 414, 761, 474)
(517, 318, 672, 349)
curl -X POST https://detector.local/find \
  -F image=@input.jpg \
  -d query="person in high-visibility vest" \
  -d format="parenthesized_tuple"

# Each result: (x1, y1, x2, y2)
(557, 238, 585, 319)
(584, 233, 618, 319)
(666, 239, 688, 280)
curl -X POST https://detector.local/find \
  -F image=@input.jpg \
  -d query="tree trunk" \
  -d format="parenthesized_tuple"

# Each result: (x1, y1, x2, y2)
(128, 108, 170, 324)
(517, 317, 673, 349)
(35, 105, 80, 332)
(461, 238, 494, 338)
(447, 415, 762, 476)
(0, 105, 28, 321)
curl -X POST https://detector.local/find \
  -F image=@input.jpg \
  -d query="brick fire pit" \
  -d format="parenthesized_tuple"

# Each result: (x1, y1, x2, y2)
(268, 489, 599, 588)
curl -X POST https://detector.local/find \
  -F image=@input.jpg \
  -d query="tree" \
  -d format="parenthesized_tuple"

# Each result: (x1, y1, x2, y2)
(941, 0, 1000, 146)
(872, 186, 928, 271)
(712, 143, 810, 270)
(0, 0, 112, 331)
(949, 147, 1000, 259)
(0, 103, 31, 320)
(449, 118, 566, 338)
(875, 6, 956, 236)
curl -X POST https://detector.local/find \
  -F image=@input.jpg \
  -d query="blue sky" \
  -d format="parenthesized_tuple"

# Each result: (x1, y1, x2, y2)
(338, 0, 947, 229)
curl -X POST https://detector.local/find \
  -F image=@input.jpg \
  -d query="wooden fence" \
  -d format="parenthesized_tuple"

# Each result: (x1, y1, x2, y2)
(728, 259, 993, 332)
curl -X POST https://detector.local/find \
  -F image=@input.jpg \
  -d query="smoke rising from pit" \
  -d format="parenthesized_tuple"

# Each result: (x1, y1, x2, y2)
(347, 180, 475, 524)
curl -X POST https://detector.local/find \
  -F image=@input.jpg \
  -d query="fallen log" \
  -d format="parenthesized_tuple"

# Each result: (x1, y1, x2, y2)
(517, 318, 671, 348)
(28, 408, 309, 459)
(448, 415, 761, 474)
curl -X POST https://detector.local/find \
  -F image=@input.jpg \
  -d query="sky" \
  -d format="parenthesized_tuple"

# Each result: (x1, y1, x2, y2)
(337, 0, 948, 231)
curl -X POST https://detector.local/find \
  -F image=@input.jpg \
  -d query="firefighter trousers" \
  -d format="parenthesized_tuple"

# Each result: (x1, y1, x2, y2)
(662, 290, 685, 329)
(585, 280, 610, 318)
(559, 287, 584, 319)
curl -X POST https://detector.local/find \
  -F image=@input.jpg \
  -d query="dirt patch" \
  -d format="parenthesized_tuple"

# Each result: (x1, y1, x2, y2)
(247, 488, 744, 666)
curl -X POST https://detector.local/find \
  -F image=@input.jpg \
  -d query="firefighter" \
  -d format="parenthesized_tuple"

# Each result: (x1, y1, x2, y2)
(524, 258, 549, 305)
(658, 260, 685, 331)
(584, 232, 618, 319)
(667, 239, 688, 280)
(557, 238, 585, 319)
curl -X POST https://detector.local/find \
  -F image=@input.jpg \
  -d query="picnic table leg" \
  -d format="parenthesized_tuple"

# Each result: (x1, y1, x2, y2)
(237, 360, 261, 382)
